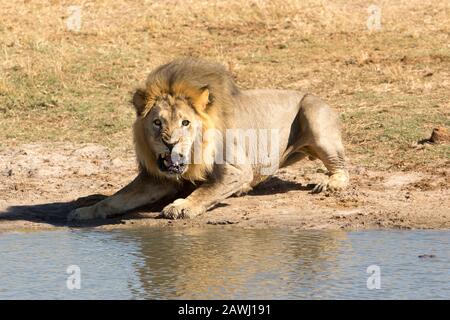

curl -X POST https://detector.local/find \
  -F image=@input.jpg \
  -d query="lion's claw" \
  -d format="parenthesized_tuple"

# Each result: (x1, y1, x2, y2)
(312, 182, 327, 193)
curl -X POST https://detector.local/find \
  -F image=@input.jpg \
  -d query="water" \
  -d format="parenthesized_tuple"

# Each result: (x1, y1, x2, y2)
(0, 228, 448, 299)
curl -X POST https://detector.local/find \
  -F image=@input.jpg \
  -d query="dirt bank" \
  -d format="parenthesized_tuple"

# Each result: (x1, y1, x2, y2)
(0, 143, 449, 233)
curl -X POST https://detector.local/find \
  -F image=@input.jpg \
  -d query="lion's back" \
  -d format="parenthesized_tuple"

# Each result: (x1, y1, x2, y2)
(230, 89, 305, 130)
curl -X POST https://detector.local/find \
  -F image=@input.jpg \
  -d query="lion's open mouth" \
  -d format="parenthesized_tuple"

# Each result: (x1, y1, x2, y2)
(157, 152, 187, 175)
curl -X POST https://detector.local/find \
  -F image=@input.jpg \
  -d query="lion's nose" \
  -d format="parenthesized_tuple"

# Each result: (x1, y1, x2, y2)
(170, 152, 186, 166)
(163, 141, 175, 152)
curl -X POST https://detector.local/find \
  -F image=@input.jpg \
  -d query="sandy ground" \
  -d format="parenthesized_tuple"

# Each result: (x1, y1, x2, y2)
(0, 143, 449, 233)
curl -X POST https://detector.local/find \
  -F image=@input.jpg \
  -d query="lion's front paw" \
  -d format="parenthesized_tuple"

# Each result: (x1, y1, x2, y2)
(160, 199, 205, 220)
(67, 205, 105, 221)
(312, 170, 349, 193)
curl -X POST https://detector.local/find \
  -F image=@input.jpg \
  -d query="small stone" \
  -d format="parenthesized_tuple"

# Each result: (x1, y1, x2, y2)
(418, 254, 436, 259)
(429, 127, 449, 144)
(418, 127, 450, 145)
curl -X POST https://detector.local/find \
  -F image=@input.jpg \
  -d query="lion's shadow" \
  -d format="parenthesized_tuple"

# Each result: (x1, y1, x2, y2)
(0, 177, 313, 227)
(248, 177, 314, 196)
(0, 194, 171, 228)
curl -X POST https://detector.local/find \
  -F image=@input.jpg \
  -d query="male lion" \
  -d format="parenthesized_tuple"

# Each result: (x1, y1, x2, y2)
(68, 58, 349, 221)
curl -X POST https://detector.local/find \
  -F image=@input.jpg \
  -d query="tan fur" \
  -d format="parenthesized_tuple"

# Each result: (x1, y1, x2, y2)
(68, 58, 349, 221)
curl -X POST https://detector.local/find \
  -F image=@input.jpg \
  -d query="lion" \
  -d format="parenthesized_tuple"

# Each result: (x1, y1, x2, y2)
(68, 58, 349, 221)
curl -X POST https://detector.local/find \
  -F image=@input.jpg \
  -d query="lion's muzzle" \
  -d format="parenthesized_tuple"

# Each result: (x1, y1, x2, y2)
(157, 152, 187, 175)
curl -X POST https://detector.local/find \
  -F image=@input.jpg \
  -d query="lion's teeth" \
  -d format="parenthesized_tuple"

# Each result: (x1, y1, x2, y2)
(164, 160, 169, 166)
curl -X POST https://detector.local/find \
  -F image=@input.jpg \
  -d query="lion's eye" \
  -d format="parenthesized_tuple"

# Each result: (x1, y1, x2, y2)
(153, 119, 162, 127)
(182, 120, 190, 126)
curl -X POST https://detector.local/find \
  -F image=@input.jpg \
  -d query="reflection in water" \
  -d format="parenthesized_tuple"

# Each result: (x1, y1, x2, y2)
(0, 228, 448, 299)
(126, 228, 347, 299)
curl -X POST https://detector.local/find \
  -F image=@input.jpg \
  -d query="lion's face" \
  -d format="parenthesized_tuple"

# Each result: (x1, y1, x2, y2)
(143, 95, 202, 177)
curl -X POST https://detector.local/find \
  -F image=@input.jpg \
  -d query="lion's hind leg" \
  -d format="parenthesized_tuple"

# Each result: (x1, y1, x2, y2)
(296, 94, 349, 193)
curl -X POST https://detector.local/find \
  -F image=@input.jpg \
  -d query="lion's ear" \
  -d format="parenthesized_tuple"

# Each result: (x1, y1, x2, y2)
(192, 86, 210, 111)
(132, 88, 147, 116)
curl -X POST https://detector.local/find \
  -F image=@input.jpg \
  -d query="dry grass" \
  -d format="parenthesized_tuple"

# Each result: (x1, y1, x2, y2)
(0, 0, 449, 171)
